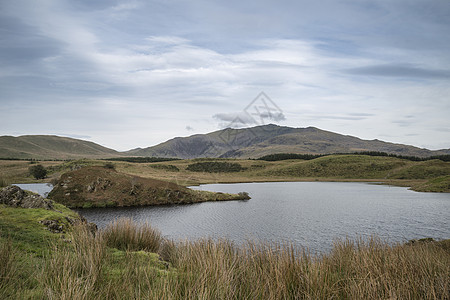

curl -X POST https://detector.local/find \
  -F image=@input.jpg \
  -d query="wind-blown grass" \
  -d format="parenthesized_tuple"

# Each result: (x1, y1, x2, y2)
(102, 218, 163, 252)
(2, 218, 449, 299)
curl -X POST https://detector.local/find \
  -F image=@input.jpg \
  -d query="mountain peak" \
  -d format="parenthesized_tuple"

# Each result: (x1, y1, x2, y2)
(126, 125, 448, 159)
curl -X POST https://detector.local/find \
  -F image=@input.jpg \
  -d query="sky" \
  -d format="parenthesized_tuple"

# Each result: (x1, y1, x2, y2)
(1, 0, 449, 151)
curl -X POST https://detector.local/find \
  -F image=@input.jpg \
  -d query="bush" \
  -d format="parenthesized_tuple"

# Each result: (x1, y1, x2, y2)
(29, 164, 47, 179)
(103, 162, 115, 170)
(149, 164, 179, 172)
(186, 161, 245, 173)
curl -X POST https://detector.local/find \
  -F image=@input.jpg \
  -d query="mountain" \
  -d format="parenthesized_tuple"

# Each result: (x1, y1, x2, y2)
(0, 135, 122, 160)
(127, 124, 450, 159)
(2, 125, 449, 160)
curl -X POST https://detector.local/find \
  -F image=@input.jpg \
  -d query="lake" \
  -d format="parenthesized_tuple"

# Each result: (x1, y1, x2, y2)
(76, 182, 450, 253)
(13, 183, 53, 198)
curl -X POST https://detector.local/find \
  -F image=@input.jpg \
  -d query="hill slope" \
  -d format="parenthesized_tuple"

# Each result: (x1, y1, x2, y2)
(127, 124, 450, 159)
(0, 135, 122, 159)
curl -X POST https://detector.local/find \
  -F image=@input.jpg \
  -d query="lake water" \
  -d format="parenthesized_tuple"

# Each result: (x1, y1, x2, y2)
(76, 182, 450, 253)
(13, 183, 53, 198)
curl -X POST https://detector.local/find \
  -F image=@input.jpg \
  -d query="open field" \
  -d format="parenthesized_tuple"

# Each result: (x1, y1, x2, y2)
(1, 155, 449, 192)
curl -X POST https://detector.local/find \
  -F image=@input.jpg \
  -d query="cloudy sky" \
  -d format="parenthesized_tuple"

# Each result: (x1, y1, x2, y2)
(1, 0, 449, 151)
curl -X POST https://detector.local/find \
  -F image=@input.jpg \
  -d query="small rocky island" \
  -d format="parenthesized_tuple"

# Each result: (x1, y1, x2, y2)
(48, 166, 250, 208)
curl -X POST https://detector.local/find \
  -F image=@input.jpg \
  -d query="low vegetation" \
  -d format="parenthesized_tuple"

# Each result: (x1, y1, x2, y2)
(186, 161, 245, 173)
(29, 164, 47, 179)
(261, 155, 408, 179)
(1, 214, 448, 299)
(258, 151, 450, 162)
(106, 157, 180, 163)
(411, 175, 450, 193)
(149, 164, 180, 172)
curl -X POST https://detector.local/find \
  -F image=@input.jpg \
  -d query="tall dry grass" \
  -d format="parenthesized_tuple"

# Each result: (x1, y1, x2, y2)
(41, 224, 107, 299)
(101, 218, 163, 252)
(0, 237, 16, 291)
(35, 220, 449, 299)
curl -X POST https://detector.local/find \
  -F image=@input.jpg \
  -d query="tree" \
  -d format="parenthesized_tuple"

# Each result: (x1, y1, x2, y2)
(29, 164, 47, 179)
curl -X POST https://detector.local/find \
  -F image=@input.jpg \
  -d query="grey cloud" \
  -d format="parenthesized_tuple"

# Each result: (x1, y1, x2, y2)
(258, 112, 286, 121)
(213, 110, 286, 129)
(0, 16, 64, 65)
(392, 119, 415, 127)
(213, 112, 257, 127)
(307, 115, 369, 121)
(348, 113, 375, 117)
(185, 125, 194, 131)
(345, 64, 450, 79)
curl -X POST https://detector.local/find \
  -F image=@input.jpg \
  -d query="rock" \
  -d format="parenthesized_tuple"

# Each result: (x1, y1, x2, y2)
(39, 219, 64, 233)
(0, 185, 25, 207)
(0, 185, 54, 210)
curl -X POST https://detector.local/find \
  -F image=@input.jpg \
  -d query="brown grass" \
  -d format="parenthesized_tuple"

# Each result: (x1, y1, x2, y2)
(102, 218, 163, 252)
(3, 219, 449, 299)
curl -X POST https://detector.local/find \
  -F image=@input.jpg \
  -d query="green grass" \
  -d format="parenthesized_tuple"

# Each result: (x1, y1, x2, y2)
(412, 175, 450, 192)
(261, 155, 408, 179)
(388, 159, 450, 179)
(1, 213, 448, 299)
(0, 203, 79, 255)
(0, 176, 7, 187)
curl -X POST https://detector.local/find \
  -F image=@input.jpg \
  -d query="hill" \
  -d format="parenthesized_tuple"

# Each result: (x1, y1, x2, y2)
(0, 135, 122, 160)
(127, 124, 450, 159)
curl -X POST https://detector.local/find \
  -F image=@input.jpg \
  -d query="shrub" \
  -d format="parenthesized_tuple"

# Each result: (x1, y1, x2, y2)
(104, 162, 115, 170)
(29, 164, 47, 179)
(186, 161, 244, 173)
(149, 164, 179, 172)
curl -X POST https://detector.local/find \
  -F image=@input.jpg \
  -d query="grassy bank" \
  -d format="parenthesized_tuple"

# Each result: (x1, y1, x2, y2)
(1, 215, 448, 299)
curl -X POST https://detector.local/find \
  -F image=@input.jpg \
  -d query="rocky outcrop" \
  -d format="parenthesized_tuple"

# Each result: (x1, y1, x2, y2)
(1, 185, 97, 234)
(0, 185, 54, 209)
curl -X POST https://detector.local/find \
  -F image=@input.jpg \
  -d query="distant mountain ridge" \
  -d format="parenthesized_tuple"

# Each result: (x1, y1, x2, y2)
(1, 125, 449, 160)
(0, 135, 123, 159)
(126, 124, 450, 159)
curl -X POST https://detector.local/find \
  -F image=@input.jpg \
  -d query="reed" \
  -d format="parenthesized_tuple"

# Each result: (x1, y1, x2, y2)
(101, 218, 163, 253)
(6, 220, 448, 299)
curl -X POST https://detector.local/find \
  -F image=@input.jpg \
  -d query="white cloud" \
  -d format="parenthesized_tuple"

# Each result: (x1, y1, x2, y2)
(0, 0, 449, 150)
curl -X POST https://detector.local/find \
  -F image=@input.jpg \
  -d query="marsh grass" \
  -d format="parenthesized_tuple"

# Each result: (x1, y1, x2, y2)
(0, 176, 7, 187)
(102, 218, 163, 252)
(3, 219, 449, 299)
(41, 224, 106, 299)
(0, 237, 16, 290)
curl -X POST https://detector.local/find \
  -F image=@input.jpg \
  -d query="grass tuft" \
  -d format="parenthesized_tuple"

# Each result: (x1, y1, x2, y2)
(102, 218, 163, 253)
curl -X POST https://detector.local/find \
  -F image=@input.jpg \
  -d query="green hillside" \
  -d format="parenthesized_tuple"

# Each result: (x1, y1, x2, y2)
(257, 155, 450, 180)
(0, 135, 123, 160)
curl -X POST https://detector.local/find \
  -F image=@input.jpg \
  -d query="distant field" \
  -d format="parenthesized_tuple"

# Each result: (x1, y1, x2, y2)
(1, 155, 449, 192)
